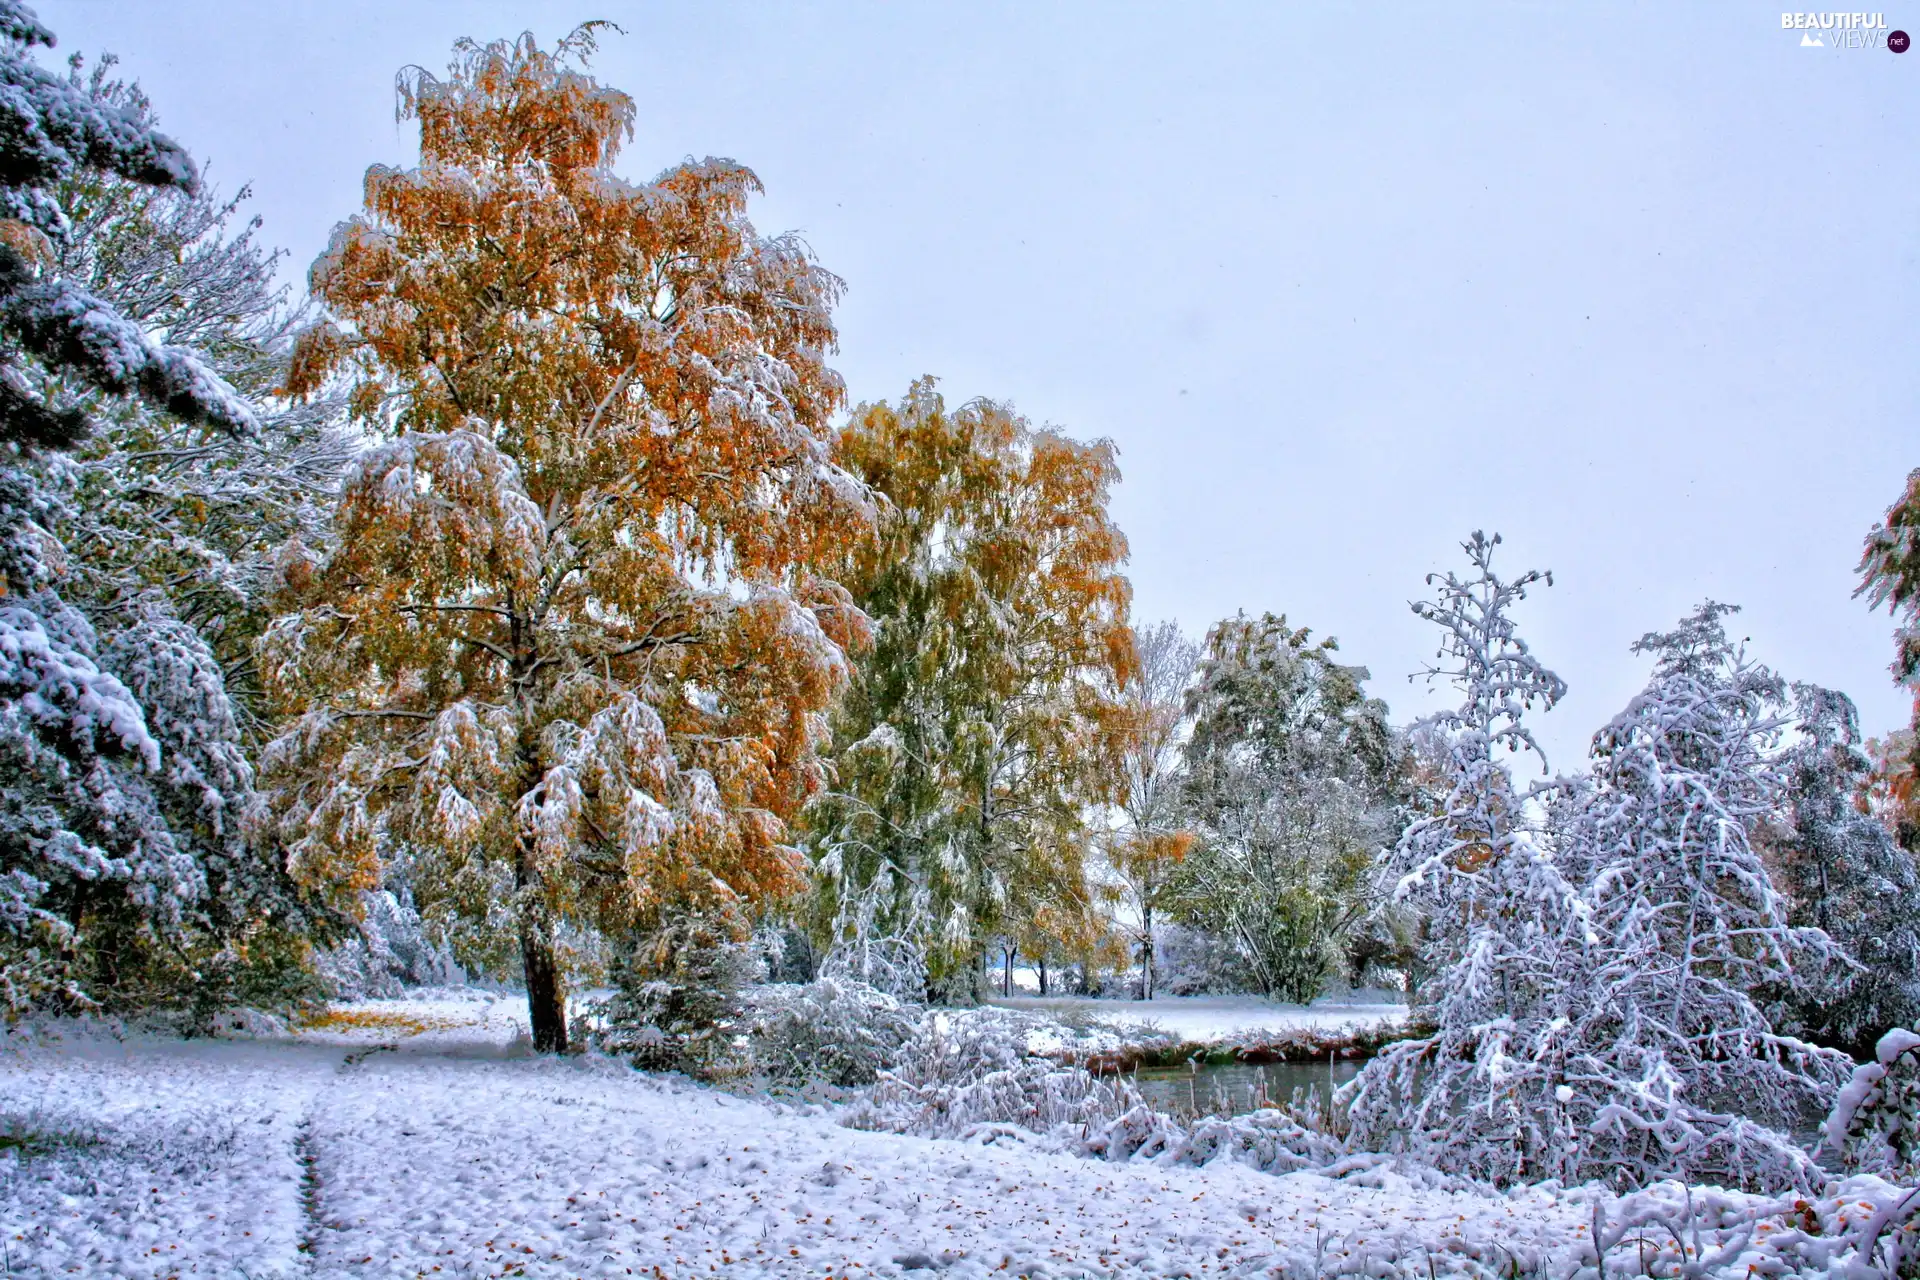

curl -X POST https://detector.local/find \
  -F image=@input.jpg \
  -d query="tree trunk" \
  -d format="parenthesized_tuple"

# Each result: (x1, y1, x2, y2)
(513, 826, 567, 1053)
(509, 637, 566, 1053)
(1037, 954, 1048, 997)
(1002, 943, 1015, 997)
(519, 920, 567, 1054)
(1140, 904, 1154, 1001)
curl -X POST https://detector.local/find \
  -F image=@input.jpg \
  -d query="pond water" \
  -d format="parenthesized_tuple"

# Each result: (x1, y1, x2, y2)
(1128, 1058, 1362, 1119)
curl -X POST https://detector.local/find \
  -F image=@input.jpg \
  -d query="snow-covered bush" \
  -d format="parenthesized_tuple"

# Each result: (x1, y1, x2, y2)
(1589, 1176, 1920, 1279)
(1827, 1028, 1920, 1183)
(843, 1006, 1153, 1141)
(844, 1006, 1344, 1178)
(817, 922, 927, 1003)
(741, 978, 919, 1087)
(1161, 1107, 1343, 1175)
(312, 887, 461, 999)
(587, 910, 763, 1079)
(751, 920, 817, 984)
(1151, 922, 1246, 995)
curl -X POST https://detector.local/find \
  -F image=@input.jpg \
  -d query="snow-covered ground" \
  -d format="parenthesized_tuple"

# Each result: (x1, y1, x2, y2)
(0, 992, 1600, 1279)
(991, 993, 1406, 1044)
(4, 993, 1902, 1279)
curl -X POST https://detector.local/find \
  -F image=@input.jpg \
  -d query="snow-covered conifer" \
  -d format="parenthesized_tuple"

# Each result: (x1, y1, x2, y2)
(1770, 684, 1920, 1057)
(1378, 532, 1566, 953)
(1559, 605, 1851, 1189)
(0, 3, 268, 1014)
(1352, 595, 1854, 1192)
(1343, 532, 1584, 1184)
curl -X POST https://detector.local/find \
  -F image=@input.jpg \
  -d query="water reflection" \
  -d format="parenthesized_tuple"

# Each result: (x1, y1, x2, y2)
(1129, 1059, 1361, 1119)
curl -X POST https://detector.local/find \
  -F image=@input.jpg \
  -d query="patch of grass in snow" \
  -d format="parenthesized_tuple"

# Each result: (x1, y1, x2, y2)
(0, 1126, 95, 1158)
(296, 1006, 467, 1037)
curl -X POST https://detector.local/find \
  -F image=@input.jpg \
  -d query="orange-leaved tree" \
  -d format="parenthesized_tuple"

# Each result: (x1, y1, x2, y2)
(261, 28, 868, 1051)
(1859, 468, 1920, 849)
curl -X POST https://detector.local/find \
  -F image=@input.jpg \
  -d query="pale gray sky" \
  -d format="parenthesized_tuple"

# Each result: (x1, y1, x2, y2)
(46, 1, 1920, 771)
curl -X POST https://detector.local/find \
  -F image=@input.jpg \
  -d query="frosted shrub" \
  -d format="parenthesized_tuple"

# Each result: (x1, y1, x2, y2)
(818, 931, 927, 1003)
(1164, 1108, 1344, 1175)
(588, 912, 762, 1080)
(742, 978, 919, 1087)
(1590, 1177, 1920, 1279)
(1827, 1027, 1920, 1183)
(1152, 922, 1246, 995)
(844, 1006, 1154, 1142)
(843, 1006, 1342, 1176)
(313, 887, 461, 999)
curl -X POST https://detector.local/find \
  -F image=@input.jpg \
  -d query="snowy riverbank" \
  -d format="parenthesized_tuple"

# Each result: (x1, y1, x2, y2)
(992, 993, 1406, 1043)
(1, 994, 1909, 1278)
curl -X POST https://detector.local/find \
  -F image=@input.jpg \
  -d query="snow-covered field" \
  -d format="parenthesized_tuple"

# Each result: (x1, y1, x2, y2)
(0, 992, 1600, 1279)
(990, 994, 1406, 1045)
(3, 993, 1907, 1279)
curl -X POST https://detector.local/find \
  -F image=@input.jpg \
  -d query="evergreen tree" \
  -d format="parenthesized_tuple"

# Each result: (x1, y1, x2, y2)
(1344, 533, 1584, 1182)
(1350, 593, 1854, 1193)
(30, 56, 352, 1012)
(808, 379, 1134, 1001)
(1174, 611, 1397, 1002)
(0, 1, 265, 1014)
(1558, 605, 1851, 1188)
(1769, 683, 1920, 1058)
(262, 28, 868, 1051)
(52, 56, 356, 725)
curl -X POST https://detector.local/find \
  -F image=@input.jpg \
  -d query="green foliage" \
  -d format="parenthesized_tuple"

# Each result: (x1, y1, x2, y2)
(1174, 612, 1402, 1002)
(743, 978, 920, 1088)
(1767, 684, 1920, 1058)
(808, 378, 1134, 998)
(592, 911, 762, 1080)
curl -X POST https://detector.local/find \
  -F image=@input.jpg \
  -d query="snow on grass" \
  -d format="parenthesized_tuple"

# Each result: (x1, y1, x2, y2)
(32, 994, 1915, 1278)
(300, 1052, 1591, 1278)
(0, 1003, 1592, 1278)
(0, 1030, 337, 1278)
(992, 993, 1407, 1046)
(291, 988, 535, 1054)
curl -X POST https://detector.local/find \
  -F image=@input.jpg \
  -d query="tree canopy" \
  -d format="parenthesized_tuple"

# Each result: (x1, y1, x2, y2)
(262, 27, 871, 1050)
